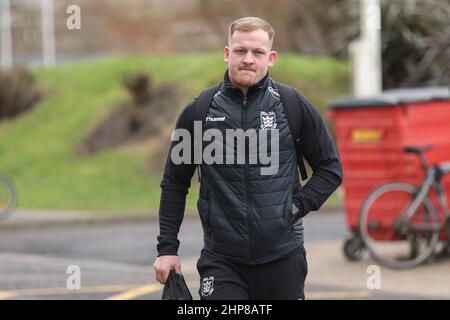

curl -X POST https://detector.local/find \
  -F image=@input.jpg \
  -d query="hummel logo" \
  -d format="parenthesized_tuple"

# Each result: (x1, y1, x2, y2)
(206, 116, 225, 122)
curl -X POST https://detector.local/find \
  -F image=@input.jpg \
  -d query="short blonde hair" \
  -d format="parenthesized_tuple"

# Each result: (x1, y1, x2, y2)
(228, 17, 275, 48)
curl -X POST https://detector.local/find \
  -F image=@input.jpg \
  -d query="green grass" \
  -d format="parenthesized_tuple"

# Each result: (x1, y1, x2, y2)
(0, 52, 348, 211)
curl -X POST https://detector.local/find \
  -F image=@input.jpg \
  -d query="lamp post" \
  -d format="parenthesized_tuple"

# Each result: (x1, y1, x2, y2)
(41, 0, 56, 66)
(0, 0, 13, 69)
(349, 0, 382, 97)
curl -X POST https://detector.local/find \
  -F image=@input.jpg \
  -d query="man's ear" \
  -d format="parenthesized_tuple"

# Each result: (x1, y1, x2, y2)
(224, 46, 229, 63)
(268, 50, 277, 67)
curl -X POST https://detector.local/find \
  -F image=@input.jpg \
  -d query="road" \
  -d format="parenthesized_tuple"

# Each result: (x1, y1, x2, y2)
(0, 211, 448, 300)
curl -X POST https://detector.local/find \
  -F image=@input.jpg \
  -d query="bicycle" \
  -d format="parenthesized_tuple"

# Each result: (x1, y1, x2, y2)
(0, 172, 16, 220)
(344, 145, 450, 269)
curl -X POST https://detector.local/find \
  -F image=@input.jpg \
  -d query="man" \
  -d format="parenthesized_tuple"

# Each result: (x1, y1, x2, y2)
(154, 17, 343, 300)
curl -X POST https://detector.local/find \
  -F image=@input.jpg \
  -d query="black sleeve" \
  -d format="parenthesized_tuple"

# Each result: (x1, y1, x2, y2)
(292, 92, 343, 217)
(156, 101, 197, 256)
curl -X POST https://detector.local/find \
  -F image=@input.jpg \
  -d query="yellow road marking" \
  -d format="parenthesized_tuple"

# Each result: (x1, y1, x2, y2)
(0, 284, 373, 300)
(307, 290, 373, 299)
(106, 284, 163, 300)
(0, 284, 143, 300)
(106, 281, 198, 300)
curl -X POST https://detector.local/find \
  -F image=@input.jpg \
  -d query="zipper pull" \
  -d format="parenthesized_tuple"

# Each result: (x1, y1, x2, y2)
(243, 96, 247, 107)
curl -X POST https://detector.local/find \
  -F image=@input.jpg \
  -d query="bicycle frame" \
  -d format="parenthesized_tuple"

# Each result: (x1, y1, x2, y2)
(434, 162, 450, 219)
(400, 162, 450, 229)
(0, 173, 17, 220)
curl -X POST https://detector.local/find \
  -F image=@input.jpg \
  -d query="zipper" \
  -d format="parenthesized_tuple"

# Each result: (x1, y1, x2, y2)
(242, 95, 255, 264)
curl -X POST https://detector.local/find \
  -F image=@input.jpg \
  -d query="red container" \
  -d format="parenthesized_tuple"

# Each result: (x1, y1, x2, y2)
(329, 87, 450, 239)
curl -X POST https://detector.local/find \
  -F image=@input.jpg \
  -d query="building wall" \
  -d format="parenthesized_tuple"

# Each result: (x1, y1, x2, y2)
(9, 0, 233, 65)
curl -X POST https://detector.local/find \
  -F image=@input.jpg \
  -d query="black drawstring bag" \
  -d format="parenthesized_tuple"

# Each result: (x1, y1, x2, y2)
(162, 270, 193, 300)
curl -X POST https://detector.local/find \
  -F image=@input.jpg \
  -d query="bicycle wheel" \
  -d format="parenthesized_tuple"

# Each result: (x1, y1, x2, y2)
(359, 182, 440, 269)
(0, 174, 17, 220)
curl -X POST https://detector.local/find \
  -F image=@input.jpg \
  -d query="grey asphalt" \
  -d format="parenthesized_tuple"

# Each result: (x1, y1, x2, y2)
(0, 208, 448, 300)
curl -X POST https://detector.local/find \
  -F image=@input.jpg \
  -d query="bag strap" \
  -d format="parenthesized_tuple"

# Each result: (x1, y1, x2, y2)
(191, 84, 220, 124)
(276, 82, 308, 181)
(188, 84, 219, 181)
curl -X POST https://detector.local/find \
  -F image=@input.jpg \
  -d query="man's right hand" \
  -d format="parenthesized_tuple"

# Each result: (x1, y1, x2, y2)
(153, 255, 181, 284)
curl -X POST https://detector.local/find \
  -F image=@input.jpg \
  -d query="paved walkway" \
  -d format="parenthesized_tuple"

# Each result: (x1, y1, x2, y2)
(306, 241, 450, 299)
(1, 208, 449, 299)
(0, 209, 154, 230)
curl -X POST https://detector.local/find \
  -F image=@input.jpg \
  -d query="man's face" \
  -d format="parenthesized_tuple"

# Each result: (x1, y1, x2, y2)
(224, 29, 277, 92)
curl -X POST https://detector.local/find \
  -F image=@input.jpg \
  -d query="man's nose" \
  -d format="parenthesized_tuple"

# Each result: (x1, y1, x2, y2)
(243, 52, 254, 64)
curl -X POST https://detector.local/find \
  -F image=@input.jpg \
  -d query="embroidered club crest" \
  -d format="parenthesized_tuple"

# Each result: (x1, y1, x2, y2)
(201, 276, 214, 297)
(260, 111, 277, 130)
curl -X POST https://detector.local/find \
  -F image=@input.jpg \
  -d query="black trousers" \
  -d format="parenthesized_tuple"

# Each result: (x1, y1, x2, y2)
(197, 245, 308, 300)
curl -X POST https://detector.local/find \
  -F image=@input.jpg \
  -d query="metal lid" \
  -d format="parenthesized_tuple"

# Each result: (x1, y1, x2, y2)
(330, 86, 450, 109)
